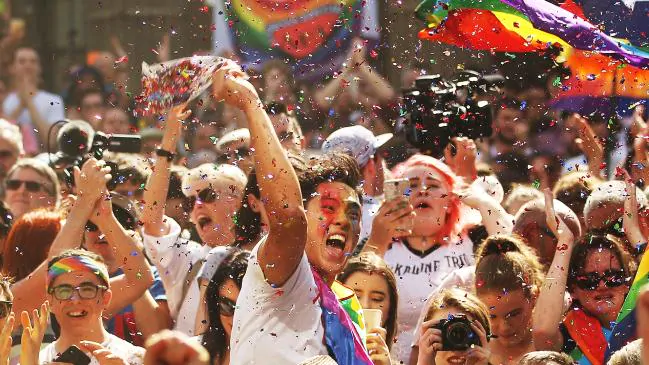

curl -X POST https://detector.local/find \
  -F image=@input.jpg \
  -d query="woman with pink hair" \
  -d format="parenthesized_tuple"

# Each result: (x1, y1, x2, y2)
(364, 154, 478, 363)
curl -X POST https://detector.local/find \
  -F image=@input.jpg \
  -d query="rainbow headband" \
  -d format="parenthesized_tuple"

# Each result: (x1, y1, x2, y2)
(47, 256, 110, 289)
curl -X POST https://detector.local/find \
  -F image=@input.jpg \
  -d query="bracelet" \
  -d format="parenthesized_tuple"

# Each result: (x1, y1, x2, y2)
(155, 148, 176, 162)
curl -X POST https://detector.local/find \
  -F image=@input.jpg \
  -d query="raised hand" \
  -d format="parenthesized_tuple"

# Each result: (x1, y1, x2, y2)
(143, 330, 209, 365)
(0, 313, 14, 365)
(73, 158, 112, 204)
(366, 197, 415, 257)
(444, 137, 478, 182)
(544, 188, 574, 249)
(20, 301, 50, 365)
(568, 114, 604, 177)
(211, 60, 260, 112)
(622, 169, 646, 246)
(79, 341, 129, 365)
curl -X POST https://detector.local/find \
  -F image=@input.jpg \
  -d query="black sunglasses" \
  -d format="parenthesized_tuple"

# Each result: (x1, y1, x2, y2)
(0, 301, 12, 318)
(0, 150, 14, 159)
(575, 269, 628, 291)
(185, 188, 218, 211)
(5, 179, 50, 194)
(218, 297, 236, 317)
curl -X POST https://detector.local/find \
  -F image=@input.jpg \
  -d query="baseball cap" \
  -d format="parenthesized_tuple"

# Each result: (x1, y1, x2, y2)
(321, 126, 392, 168)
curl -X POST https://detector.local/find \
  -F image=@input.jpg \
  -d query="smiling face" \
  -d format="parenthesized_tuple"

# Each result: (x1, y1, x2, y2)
(343, 271, 391, 328)
(190, 187, 244, 247)
(219, 278, 240, 339)
(48, 271, 111, 334)
(478, 289, 534, 348)
(572, 248, 628, 324)
(4, 167, 56, 219)
(305, 182, 361, 277)
(402, 165, 452, 237)
(428, 307, 478, 365)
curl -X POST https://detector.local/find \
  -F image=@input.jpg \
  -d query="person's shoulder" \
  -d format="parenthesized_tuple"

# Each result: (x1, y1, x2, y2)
(105, 333, 144, 353)
(36, 90, 63, 100)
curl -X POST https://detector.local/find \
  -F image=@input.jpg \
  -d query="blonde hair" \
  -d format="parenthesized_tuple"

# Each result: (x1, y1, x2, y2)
(475, 234, 544, 297)
(0, 119, 24, 155)
(182, 163, 247, 197)
(423, 288, 491, 337)
(7, 158, 61, 204)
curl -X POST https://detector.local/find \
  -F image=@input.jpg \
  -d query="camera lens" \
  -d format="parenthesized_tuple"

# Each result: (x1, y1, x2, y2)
(446, 322, 472, 348)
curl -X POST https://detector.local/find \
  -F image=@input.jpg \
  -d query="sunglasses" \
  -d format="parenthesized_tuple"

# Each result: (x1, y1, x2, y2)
(5, 179, 50, 194)
(48, 283, 107, 301)
(185, 188, 218, 211)
(0, 301, 12, 318)
(218, 297, 236, 317)
(0, 150, 13, 159)
(574, 269, 628, 291)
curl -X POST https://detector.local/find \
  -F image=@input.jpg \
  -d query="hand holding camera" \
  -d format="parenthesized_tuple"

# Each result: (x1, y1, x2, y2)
(418, 314, 490, 365)
(74, 158, 112, 205)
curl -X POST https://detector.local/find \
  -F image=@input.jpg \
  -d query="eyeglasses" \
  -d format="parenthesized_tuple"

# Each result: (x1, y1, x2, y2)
(0, 301, 12, 318)
(5, 179, 51, 194)
(0, 150, 14, 159)
(48, 283, 108, 301)
(218, 297, 236, 317)
(574, 269, 628, 291)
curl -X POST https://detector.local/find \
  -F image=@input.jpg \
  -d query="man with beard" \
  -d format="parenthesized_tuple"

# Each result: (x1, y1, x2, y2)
(210, 62, 373, 364)
(141, 105, 247, 336)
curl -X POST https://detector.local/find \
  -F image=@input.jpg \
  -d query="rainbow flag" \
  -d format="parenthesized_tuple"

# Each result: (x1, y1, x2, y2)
(605, 248, 649, 360)
(415, 0, 649, 67)
(312, 268, 372, 365)
(211, 0, 373, 80)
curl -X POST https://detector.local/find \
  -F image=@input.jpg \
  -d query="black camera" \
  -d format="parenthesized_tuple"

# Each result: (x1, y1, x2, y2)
(50, 120, 142, 189)
(401, 70, 502, 157)
(432, 314, 480, 351)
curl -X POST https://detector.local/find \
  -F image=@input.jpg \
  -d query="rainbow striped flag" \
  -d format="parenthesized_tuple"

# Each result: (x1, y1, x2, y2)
(415, 0, 649, 67)
(605, 248, 649, 360)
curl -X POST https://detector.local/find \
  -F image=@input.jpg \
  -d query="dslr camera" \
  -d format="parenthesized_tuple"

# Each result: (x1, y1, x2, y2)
(432, 314, 480, 351)
(401, 70, 503, 157)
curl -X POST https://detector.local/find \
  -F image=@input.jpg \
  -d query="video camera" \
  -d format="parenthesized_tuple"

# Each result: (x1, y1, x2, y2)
(50, 120, 142, 189)
(401, 70, 503, 157)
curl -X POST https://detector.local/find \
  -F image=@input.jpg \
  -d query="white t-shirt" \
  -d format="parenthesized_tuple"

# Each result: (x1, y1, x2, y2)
(39, 333, 144, 364)
(383, 236, 475, 364)
(142, 216, 211, 335)
(3, 91, 65, 155)
(230, 238, 328, 364)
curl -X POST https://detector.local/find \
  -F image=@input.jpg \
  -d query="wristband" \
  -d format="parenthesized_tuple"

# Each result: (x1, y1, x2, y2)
(156, 148, 176, 162)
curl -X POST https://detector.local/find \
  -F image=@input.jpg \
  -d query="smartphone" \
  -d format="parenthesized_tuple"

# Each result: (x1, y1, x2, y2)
(384, 179, 411, 200)
(53, 345, 91, 365)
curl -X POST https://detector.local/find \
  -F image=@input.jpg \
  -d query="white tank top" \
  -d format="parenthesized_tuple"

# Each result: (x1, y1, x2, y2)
(383, 235, 475, 364)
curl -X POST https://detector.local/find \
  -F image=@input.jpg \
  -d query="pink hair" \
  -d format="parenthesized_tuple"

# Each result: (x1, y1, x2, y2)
(392, 154, 468, 243)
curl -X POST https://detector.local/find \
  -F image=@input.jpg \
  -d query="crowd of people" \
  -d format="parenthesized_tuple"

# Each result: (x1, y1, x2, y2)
(1, 15, 649, 365)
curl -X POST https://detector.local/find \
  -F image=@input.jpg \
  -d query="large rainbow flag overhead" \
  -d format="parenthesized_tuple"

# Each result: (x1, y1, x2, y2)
(416, 0, 649, 67)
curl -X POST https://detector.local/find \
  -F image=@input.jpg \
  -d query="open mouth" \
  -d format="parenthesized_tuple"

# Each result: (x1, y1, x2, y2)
(326, 233, 346, 250)
(446, 355, 466, 365)
(415, 202, 431, 209)
(197, 215, 213, 230)
(67, 310, 88, 318)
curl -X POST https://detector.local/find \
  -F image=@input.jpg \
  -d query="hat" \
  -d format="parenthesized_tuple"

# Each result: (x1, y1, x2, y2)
(321, 126, 392, 168)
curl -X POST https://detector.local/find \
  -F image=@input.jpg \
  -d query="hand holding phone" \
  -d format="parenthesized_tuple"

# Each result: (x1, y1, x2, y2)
(53, 345, 91, 365)
(383, 179, 410, 201)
